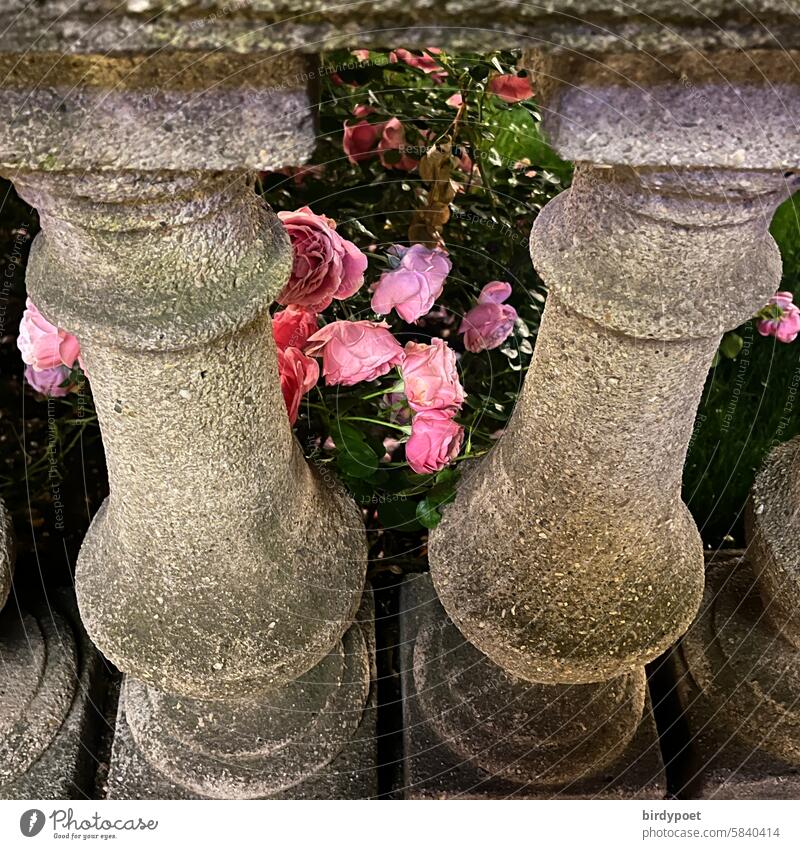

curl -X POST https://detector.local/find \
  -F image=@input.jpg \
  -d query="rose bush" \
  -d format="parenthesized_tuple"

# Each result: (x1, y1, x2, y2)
(7, 45, 800, 565)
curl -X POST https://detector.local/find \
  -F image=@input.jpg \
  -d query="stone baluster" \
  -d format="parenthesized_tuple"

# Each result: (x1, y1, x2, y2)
(9, 170, 372, 799)
(675, 435, 800, 797)
(403, 49, 799, 796)
(1, 53, 374, 799)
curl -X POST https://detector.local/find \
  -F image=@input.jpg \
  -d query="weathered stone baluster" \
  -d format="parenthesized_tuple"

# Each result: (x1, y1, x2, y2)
(430, 163, 787, 684)
(675, 435, 800, 797)
(7, 169, 373, 799)
(404, 49, 798, 796)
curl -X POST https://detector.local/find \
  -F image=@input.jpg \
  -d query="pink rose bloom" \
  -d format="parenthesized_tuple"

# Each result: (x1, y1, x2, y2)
(371, 244, 452, 323)
(306, 320, 405, 386)
(272, 305, 319, 352)
(445, 92, 463, 109)
(390, 48, 447, 84)
(277, 207, 368, 311)
(343, 119, 383, 164)
(351, 49, 370, 62)
(401, 338, 465, 414)
(24, 364, 71, 398)
(459, 281, 518, 353)
(17, 297, 81, 372)
(757, 291, 800, 343)
(278, 347, 319, 425)
(352, 104, 375, 119)
(378, 118, 418, 171)
(454, 146, 473, 175)
(488, 73, 534, 103)
(406, 410, 463, 474)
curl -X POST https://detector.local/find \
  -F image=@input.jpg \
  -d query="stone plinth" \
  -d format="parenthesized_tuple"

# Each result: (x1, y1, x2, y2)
(108, 593, 378, 800)
(0, 599, 107, 801)
(672, 553, 800, 799)
(398, 575, 665, 799)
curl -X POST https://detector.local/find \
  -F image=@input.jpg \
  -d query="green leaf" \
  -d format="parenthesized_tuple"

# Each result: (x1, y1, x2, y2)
(483, 105, 572, 180)
(333, 420, 380, 479)
(719, 332, 744, 360)
(416, 498, 443, 529)
(434, 467, 460, 487)
(770, 193, 800, 260)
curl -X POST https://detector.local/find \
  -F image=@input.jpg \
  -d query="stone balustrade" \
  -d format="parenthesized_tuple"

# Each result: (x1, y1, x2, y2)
(0, 0, 799, 801)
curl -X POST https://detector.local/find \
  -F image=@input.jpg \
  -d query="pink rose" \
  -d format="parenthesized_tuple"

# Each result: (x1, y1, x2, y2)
(306, 320, 405, 386)
(371, 244, 452, 323)
(390, 48, 447, 84)
(351, 49, 370, 62)
(406, 410, 463, 474)
(24, 364, 71, 398)
(278, 347, 319, 425)
(277, 207, 368, 311)
(488, 73, 534, 103)
(378, 118, 418, 171)
(401, 338, 465, 413)
(445, 92, 463, 109)
(272, 305, 319, 352)
(757, 291, 800, 343)
(17, 298, 82, 372)
(454, 146, 473, 175)
(343, 119, 383, 164)
(459, 281, 518, 353)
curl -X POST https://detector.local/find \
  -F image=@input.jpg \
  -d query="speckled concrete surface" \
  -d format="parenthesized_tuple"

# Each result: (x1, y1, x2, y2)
(676, 440, 800, 797)
(107, 594, 378, 799)
(398, 575, 665, 799)
(672, 553, 800, 799)
(0, 2, 798, 55)
(0, 597, 107, 801)
(430, 161, 789, 686)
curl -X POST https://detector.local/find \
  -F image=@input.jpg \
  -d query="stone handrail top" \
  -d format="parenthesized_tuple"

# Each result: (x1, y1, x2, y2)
(0, 1, 799, 55)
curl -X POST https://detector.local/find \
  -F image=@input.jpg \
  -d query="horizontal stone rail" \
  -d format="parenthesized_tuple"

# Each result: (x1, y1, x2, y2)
(1, 1, 799, 54)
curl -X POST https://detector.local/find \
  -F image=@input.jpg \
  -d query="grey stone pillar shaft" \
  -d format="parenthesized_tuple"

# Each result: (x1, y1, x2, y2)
(8, 170, 370, 798)
(431, 164, 787, 685)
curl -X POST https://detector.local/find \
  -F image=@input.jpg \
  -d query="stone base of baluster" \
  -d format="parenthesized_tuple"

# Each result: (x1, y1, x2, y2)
(107, 592, 378, 800)
(0, 593, 106, 800)
(398, 574, 666, 799)
(670, 551, 800, 799)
